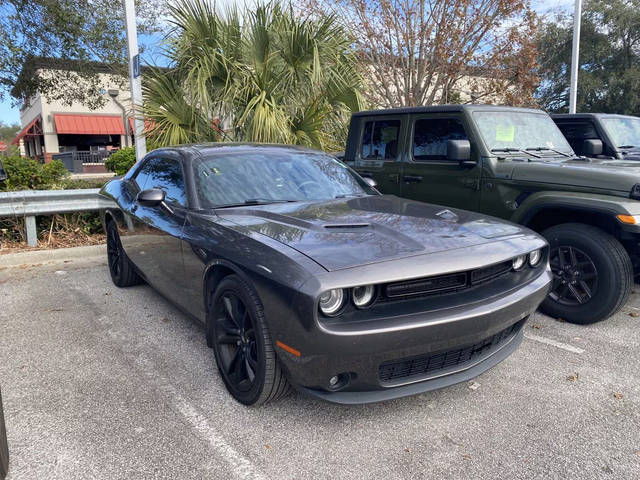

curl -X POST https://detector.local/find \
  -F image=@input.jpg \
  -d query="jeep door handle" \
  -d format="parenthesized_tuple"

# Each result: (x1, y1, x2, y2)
(388, 173, 400, 183)
(403, 175, 423, 184)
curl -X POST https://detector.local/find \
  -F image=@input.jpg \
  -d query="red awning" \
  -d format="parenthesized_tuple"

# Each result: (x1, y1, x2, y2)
(11, 116, 41, 144)
(128, 117, 156, 133)
(54, 114, 125, 135)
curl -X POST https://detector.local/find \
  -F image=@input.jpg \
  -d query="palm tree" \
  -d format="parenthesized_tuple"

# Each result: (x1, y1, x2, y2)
(143, 0, 365, 150)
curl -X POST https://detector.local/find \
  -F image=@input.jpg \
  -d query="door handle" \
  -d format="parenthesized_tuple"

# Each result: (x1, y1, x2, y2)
(403, 175, 423, 184)
(462, 178, 480, 190)
(388, 173, 400, 183)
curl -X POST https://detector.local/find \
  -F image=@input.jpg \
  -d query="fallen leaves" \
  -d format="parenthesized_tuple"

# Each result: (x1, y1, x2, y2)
(162, 317, 169, 323)
(265, 444, 271, 449)
(530, 323, 542, 329)
(567, 373, 579, 382)
(613, 392, 624, 399)
(468, 381, 480, 391)
(629, 312, 640, 318)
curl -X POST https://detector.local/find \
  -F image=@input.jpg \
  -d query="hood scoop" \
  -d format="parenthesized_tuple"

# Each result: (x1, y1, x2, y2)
(323, 223, 370, 229)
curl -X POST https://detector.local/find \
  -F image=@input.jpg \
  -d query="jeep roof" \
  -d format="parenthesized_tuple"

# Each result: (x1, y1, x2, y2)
(352, 104, 545, 118)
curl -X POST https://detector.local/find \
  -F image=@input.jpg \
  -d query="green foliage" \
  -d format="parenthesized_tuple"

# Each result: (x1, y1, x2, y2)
(537, 0, 640, 114)
(105, 147, 136, 175)
(0, 155, 70, 191)
(143, 0, 365, 150)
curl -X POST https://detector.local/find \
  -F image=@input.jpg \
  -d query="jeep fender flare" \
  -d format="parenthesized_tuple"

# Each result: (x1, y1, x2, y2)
(510, 190, 639, 227)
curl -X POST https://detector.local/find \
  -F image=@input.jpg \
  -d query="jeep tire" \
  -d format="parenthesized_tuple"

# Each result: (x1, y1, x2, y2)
(541, 223, 632, 324)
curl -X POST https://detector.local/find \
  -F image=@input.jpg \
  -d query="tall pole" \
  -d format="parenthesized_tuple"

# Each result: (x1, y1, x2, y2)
(124, 0, 146, 162)
(569, 0, 582, 114)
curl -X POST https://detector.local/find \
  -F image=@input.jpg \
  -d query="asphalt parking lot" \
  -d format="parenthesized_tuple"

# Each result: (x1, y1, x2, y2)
(1, 249, 639, 480)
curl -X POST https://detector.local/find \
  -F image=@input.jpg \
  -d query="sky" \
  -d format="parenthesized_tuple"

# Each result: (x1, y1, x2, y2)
(0, 0, 575, 126)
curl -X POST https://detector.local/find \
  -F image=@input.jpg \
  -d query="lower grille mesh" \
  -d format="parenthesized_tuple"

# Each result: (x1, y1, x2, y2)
(378, 321, 522, 383)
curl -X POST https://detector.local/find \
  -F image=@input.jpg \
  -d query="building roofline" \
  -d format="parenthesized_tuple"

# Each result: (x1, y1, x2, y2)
(10, 56, 161, 98)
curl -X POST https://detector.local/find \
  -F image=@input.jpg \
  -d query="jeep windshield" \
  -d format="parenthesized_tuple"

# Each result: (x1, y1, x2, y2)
(472, 111, 573, 158)
(600, 116, 640, 151)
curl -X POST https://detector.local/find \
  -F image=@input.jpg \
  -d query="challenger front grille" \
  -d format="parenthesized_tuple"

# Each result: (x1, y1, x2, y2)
(378, 320, 523, 384)
(383, 260, 512, 300)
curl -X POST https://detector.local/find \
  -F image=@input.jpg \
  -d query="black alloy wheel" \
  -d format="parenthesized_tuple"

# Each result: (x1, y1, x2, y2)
(540, 223, 632, 324)
(549, 246, 598, 306)
(214, 291, 259, 393)
(106, 220, 142, 288)
(208, 275, 290, 406)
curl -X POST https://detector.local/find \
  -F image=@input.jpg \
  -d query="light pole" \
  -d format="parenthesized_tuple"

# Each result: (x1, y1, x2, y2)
(569, 0, 583, 114)
(123, 0, 146, 162)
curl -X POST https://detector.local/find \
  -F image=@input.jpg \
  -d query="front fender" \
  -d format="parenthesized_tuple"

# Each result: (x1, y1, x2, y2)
(511, 190, 640, 225)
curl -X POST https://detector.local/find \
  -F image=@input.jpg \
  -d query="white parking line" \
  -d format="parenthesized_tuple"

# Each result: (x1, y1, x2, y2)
(524, 333, 585, 354)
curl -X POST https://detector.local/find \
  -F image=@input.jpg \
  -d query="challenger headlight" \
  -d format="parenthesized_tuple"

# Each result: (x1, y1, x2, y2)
(529, 249, 542, 267)
(512, 255, 527, 271)
(352, 285, 376, 308)
(319, 289, 345, 316)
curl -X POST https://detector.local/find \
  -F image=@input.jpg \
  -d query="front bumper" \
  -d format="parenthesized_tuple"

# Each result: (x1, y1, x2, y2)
(277, 269, 551, 404)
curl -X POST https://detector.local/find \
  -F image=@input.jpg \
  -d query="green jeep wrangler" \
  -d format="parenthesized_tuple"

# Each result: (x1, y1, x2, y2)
(345, 105, 640, 324)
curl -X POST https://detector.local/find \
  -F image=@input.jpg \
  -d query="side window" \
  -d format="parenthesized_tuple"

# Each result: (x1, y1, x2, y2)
(361, 120, 401, 160)
(556, 121, 599, 155)
(137, 157, 187, 207)
(413, 118, 468, 161)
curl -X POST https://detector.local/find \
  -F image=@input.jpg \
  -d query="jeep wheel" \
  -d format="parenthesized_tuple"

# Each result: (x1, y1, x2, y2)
(541, 223, 632, 324)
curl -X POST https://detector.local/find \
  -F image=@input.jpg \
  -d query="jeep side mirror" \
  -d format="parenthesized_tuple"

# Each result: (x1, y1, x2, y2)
(447, 139, 473, 164)
(363, 176, 377, 188)
(583, 139, 603, 156)
(137, 188, 165, 207)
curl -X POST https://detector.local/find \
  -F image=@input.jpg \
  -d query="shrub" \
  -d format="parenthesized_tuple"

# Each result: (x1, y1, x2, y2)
(0, 155, 69, 191)
(105, 147, 136, 175)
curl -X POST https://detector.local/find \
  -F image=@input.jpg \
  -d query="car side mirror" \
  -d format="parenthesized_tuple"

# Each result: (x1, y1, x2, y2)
(583, 139, 603, 156)
(447, 139, 473, 163)
(137, 188, 165, 207)
(363, 176, 377, 188)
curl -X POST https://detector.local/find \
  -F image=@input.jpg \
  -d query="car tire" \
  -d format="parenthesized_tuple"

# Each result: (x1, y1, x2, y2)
(540, 223, 632, 324)
(0, 388, 9, 480)
(106, 219, 143, 288)
(208, 275, 290, 406)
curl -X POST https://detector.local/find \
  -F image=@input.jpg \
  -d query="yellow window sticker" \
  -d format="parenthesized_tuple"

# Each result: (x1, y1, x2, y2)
(496, 125, 515, 142)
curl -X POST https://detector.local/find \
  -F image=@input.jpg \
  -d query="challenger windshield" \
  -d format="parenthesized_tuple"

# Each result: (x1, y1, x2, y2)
(473, 111, 572, 154)
(193, 150, 374, 208)
(601, 116, 640, 149)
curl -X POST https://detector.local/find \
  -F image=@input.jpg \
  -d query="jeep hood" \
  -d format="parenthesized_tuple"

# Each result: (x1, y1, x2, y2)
(215, 195, 532, 271)
(507, 157, 640, 193)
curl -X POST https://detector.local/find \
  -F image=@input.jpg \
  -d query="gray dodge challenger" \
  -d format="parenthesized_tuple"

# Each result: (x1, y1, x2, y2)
(100, 144, 551, 405)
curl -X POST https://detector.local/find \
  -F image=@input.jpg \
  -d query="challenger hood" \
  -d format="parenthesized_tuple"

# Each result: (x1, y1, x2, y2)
(215, 195, 531, 271)
(507, 157, 640, 193)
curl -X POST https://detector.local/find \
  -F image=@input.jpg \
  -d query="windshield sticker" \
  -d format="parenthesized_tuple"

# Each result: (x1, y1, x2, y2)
(496, 125, 515, 142)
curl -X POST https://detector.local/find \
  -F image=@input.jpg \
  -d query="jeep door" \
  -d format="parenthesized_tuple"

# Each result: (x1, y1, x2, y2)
(350, 116, 406, 195)
(401, 114, 481, 210)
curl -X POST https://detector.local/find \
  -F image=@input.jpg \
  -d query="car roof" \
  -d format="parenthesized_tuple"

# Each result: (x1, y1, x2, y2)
(552, 113, 640, 120)
(351, 104, 546, 117)
(154, 142, 327, 159)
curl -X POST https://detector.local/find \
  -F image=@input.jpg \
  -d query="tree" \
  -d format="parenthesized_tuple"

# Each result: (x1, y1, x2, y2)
(0, 0, 166, 108)
(142, 0, 365, 150)
(303, 0, 539, 108)
(536, 0, 640, 114)
(0, 121, 20, 154)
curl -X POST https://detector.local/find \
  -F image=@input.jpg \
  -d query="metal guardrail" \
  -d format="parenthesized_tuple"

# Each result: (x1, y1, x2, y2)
(0, 189, 116, 247)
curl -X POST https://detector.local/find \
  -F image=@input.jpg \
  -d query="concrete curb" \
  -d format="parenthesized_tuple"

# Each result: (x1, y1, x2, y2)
(0, 244, 106, 267)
